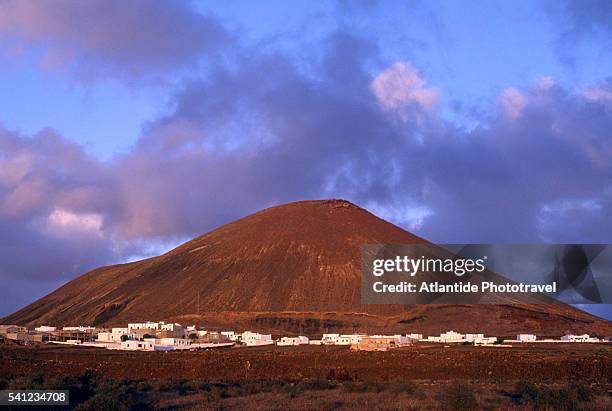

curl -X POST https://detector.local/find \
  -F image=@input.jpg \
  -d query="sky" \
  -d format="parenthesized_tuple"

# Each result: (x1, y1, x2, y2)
(0, 0, 611, 319)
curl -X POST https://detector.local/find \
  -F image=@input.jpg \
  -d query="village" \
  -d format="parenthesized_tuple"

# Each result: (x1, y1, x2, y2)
(0, 322, 609, 352)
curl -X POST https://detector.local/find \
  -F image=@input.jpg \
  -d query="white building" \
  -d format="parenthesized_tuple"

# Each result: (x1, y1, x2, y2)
(160, 322, 182, 331)
(369, 335, 410, 346)
(120, 340, 156, 351)
(128, 322, 160, 331)
(465, 334, 484, 342)
(241, 331, 274, 346)
(474, 336, 497, 345)
(322, 334, 340, 345)
(119, 339, 174, 351)
(96, 332, 114, 342)
(221, 331, 239, 341)
(439, 330, 465, 343)
(309, 339, 323, 345)
(112, 327, 129, 335)
(321, 334, 365, 346)
(277, 336, 309, 346)
(159, 338, 191, 348)
(63, 326, 95, 332)
(35, 326, 56, 333)
(97, 329, 138, 343)
(561, 334, 598, 342)
(407, 333, 423, 340)
(517, 334, 537, 342)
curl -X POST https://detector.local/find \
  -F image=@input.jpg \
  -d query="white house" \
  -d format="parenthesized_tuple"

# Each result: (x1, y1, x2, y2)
(369, 335, 410, 346)
(96, 332, 114, 342)
(464, 334, 496, 344)
(241, 331, 274, 346)
(322, 334, 340, 345)
(517, 334, 537, 342)
(474, 336, 497, 345)
(119, 339, 174, 351)
(63, 326, 95, 332)
(320, 334, 365, 346)
(561, 334, 590, 342)
(407, 333, 423, 340)
(128, 322, 160, 331)
(97, 330, 137, 343)
(221, 331, 239, 341)
(35, 326, 56, 333)
(160, 338, 191, 348)
(309, 339, 323, 345)
(465, 334, 484, 342)
(277, 336, 309, 346)
(439, 331, 465, 343)
(121, 340, 154, 351)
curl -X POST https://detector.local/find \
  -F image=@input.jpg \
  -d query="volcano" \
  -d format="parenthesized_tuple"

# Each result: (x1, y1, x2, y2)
(3, 199, 611, 337)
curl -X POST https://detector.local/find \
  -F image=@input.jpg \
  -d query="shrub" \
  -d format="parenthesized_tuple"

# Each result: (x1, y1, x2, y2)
(289, 379, 336, 397)
(567, 382, 595, 402)
(75, 393, 123, 411)
(389, 381, 418, 396)
(342, 381, 385, 393)
(442, 382, 478, 411)
(514, 380, 594, 410)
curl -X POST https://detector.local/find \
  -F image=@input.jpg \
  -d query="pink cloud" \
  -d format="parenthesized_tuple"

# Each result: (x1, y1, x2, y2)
(370, 62, 439, 122)
(581, 85, 612, 103)
(0, 0, 229, 80)
(47, 208, 103, 235)
(499, 87, 527, 119)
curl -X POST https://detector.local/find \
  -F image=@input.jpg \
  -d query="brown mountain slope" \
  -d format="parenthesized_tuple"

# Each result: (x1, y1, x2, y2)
(3, 199, 611, 336)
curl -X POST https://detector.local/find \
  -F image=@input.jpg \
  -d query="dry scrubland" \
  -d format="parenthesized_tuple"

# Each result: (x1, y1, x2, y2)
(0, 342, 610, 410)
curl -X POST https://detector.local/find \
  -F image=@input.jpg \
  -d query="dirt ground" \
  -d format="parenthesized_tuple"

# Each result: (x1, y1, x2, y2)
(0, 342, 610, 409)
(1, 342, 610, 382)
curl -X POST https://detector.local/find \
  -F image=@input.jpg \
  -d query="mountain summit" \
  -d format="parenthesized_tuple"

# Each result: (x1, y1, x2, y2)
(3, 199, 610, 336)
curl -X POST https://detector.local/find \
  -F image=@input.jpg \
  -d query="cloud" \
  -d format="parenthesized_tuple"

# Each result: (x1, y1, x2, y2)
(0, 0, 230, 80)
(0, 30, 611, 316)
(48, 208, 103, 235)
(370, 61, 439, 122)
(556, 0, 612, 40)
(499, 87, 527, 119)
(581, 80, 612, 103)
(545, 0, 612, 65)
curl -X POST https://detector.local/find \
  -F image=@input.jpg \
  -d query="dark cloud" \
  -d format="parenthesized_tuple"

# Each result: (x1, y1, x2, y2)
(1, 31, 611, 316)
(546, 0, 612, 66)
(557, 0, 612, 39)
(0, 0, 230, 80)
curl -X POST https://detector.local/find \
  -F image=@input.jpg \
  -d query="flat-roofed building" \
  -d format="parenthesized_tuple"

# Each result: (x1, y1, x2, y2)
(0, 325, 27, 335)
(277, 336, 309, 346)
(440, 330, 465, 343)
(35, 326, 56, 333)
(517, 334, 536, 342)
(241, 331, 274, 346)
(561, 334, 590, 342)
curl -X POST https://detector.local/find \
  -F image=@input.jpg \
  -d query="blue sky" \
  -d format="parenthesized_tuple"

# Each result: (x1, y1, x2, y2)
(0, 0, 611, 319)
